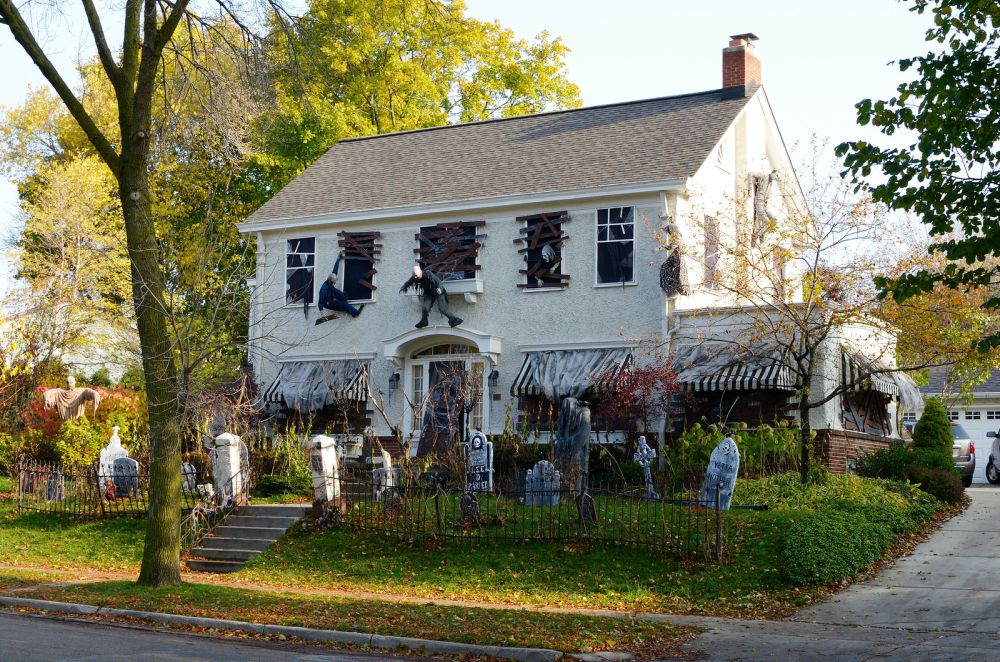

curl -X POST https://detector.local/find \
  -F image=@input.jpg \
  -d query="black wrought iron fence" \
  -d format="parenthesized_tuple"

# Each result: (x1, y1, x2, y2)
(326, 469, 727, 560)
(180, 464, 251, 551)
(16, 459, 199, 517)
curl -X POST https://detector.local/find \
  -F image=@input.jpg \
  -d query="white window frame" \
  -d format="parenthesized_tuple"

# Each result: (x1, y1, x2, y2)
(284, 237, 316, 308)
(966, 410, 981, 420)
(987, 411, 1000, 421)
(902, 412, 917, 422)
(594, 206, 637, 287)
(948, 410, 959, 421)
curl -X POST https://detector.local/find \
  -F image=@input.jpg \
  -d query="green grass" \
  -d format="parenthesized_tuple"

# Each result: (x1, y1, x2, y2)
(0, 494, 145, 571)
(240, 509, 816, 617)
(0, 568, 60, 590)
(15, 580, 696, 655)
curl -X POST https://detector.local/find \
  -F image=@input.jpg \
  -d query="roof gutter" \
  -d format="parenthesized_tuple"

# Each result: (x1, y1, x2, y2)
(237, 179, 689, 233)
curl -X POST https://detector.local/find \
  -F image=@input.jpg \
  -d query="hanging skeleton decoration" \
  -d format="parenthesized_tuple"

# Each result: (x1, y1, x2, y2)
(751, 172, 779, 245)
(659, 221, 689, 297)
(399, 264, 463, 329)
(42, 376, 101, 421)
(316, 255, 365, 325)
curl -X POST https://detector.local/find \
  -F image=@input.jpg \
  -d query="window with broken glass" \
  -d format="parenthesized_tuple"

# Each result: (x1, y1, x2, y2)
(337, 231, 381, 302)
(285, 237, 315, 306)
(596, 207, 635, 285)
(415, 221, 484, 281)
(515, 212, 570, 289)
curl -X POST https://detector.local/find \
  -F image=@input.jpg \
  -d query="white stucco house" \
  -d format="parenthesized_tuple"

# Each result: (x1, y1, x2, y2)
(238, 34, 917, 470)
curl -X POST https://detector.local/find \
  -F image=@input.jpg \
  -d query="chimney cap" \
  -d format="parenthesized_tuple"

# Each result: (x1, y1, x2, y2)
(730, 33, 759, 43)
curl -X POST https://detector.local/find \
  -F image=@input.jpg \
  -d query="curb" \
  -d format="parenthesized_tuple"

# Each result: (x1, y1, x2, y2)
(0, 596, 564, 661)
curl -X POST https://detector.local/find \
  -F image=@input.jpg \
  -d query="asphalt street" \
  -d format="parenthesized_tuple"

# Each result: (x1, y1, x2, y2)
(0, 612, 408, 662)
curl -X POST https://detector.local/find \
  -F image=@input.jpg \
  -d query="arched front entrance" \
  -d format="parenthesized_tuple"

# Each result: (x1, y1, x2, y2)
(382, 327, 501, 455)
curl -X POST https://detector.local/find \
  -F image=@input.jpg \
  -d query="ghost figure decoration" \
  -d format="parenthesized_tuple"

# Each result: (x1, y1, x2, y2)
(554, 397, 591, 492)
(42, 376, 101, 421)
(540, 243, 557, 264)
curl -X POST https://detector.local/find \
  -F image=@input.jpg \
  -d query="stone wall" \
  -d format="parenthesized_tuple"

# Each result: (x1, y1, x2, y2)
(815, 428, 892, 474)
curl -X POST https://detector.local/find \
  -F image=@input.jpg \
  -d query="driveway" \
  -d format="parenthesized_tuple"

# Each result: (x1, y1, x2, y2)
(678, 487, 1000, 660)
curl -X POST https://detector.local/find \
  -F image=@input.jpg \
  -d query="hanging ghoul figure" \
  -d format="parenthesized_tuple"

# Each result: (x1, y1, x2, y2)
(399, 264, 463, 329)
(317, 255, 365, 323)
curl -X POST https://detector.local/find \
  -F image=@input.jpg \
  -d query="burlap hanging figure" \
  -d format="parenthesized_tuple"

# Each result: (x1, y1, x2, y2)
(42, 376, 101, 420)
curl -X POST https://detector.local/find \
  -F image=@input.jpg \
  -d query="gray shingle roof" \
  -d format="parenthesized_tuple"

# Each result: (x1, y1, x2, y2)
(921, 366, 1000, 395)
(245, 89, 752, 224)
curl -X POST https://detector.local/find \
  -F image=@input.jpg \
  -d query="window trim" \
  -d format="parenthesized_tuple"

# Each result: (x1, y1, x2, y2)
(414, 221, 485, 283)
(593, 206, 637, 287)
(516, 211, 571, 290)
(337, 231, 382, 305)
(284, 236, 316, 309)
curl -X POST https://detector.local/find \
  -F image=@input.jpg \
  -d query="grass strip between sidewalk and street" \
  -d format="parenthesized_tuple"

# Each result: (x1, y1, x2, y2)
(6, 580, 698, 657)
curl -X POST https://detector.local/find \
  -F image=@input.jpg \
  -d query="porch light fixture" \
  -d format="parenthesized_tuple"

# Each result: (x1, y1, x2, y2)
(488, 369, 499, 388)
(388, 372, 400, 395)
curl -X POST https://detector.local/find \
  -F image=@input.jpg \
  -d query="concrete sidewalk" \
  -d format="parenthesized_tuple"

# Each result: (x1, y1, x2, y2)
(679, 487, 1000, 660)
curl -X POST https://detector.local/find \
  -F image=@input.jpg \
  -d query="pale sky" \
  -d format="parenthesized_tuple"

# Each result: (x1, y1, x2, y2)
(0, 0, 933, 294)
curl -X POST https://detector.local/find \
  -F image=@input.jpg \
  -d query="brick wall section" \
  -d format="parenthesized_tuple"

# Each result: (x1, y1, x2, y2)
(815, 429, 892, 474)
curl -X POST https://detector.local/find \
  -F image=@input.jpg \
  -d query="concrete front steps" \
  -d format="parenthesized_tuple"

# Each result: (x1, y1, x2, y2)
(186, 503, 311, 574)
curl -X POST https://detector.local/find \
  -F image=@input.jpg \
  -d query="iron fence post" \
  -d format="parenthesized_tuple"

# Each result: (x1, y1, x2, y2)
(714, 482, 722, 560)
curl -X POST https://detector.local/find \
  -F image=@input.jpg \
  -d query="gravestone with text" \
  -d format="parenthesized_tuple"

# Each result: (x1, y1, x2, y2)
(113, 457, 140, 498)
(699, 436, 740, 511)
(465, 430, 493, 493)
(46, 471, 65, 502)
(525, 460, 561, 506)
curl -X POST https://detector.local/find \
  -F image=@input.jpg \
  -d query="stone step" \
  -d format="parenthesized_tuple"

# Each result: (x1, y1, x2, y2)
(213, 525, 288, 540)
(237, 504, 311, 518)
(225, 515, 299, 529)
(190, 547, 260, 562)
(200, 536, 273, 552)
(186, 559, 245, 574)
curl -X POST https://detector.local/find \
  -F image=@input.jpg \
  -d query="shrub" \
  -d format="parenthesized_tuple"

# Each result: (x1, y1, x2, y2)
(52, 417, 106, 466)
(256, 472, 311, 498)
(668, 421, 800, 482)
(907, 466, 964, 504)
(781, 510, 895, 584)
(183, 451, 213, 483)
(912, 398, 952, 455)
(733, 471, 927, 512)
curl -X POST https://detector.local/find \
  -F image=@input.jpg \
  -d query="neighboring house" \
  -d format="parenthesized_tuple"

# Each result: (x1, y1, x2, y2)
(239, 34, 915, 468)
(908, 367, 1000, 484)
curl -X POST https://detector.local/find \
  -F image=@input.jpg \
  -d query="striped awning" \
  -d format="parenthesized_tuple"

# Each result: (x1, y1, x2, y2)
(674, 344, 797, 393)
(841, 352, 899, 398)
(264, 360, 369, 412)
(511, 349, 633, 400)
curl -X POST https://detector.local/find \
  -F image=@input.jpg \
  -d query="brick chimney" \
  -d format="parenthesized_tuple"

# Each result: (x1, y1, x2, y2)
(722, 33, 761, 98)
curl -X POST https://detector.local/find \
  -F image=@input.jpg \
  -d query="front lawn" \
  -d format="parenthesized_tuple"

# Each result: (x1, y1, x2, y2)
(12, 580, 697, 657)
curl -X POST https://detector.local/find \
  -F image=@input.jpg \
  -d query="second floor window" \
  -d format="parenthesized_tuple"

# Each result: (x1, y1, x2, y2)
(416, 221, 484, 281)
(286, 237, 315, 306)
(338, 231, 382, 302)
(596, 207, 634, 284)
(516, 211, 570, 289)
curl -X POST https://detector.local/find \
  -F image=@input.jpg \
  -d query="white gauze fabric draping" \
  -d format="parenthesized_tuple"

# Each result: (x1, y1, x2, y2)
(278, 360, 366, 412)
(526, 349, 629, 402)
(42, 387, 101, 420)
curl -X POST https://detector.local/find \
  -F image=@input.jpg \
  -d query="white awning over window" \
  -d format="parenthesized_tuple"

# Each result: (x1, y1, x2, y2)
(510, 348, 633, 401)
(674, 344, 797, 392)
(264, 360, 368, 412)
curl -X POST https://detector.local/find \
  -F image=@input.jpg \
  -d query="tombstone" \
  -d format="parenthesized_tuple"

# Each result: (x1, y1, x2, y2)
(112, 457, 140, 498)
(45, 471, 65, 502)
(699, 436, 740, 511)
(98, 426, 129, 488)
(309, 435, 341, 503)
(633, 435, 660, 500)
(525, 460, 561, 506)
(181, 463, 197, 494)
(554, 397, 591, 492)
(212, 432, 246, 506)
(465, 430, 493, 493)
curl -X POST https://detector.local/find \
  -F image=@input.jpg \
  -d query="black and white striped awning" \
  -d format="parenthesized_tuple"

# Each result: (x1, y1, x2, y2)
(841, 352, 899, 398)
(674, 344, 797, 393)
(511, 349, 633, 400)
(263, 360, 369, 412)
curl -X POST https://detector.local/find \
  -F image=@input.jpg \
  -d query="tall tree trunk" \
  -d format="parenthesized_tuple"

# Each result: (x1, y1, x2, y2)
(120, 131, 183, 587)
(799, 389, 812, 484)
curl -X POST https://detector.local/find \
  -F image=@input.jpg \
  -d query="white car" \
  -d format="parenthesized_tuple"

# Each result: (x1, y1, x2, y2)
(986, 430, 1000, 484)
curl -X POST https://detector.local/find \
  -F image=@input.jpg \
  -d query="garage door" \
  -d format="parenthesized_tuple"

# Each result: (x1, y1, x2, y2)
(956, 409, 997, 484)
